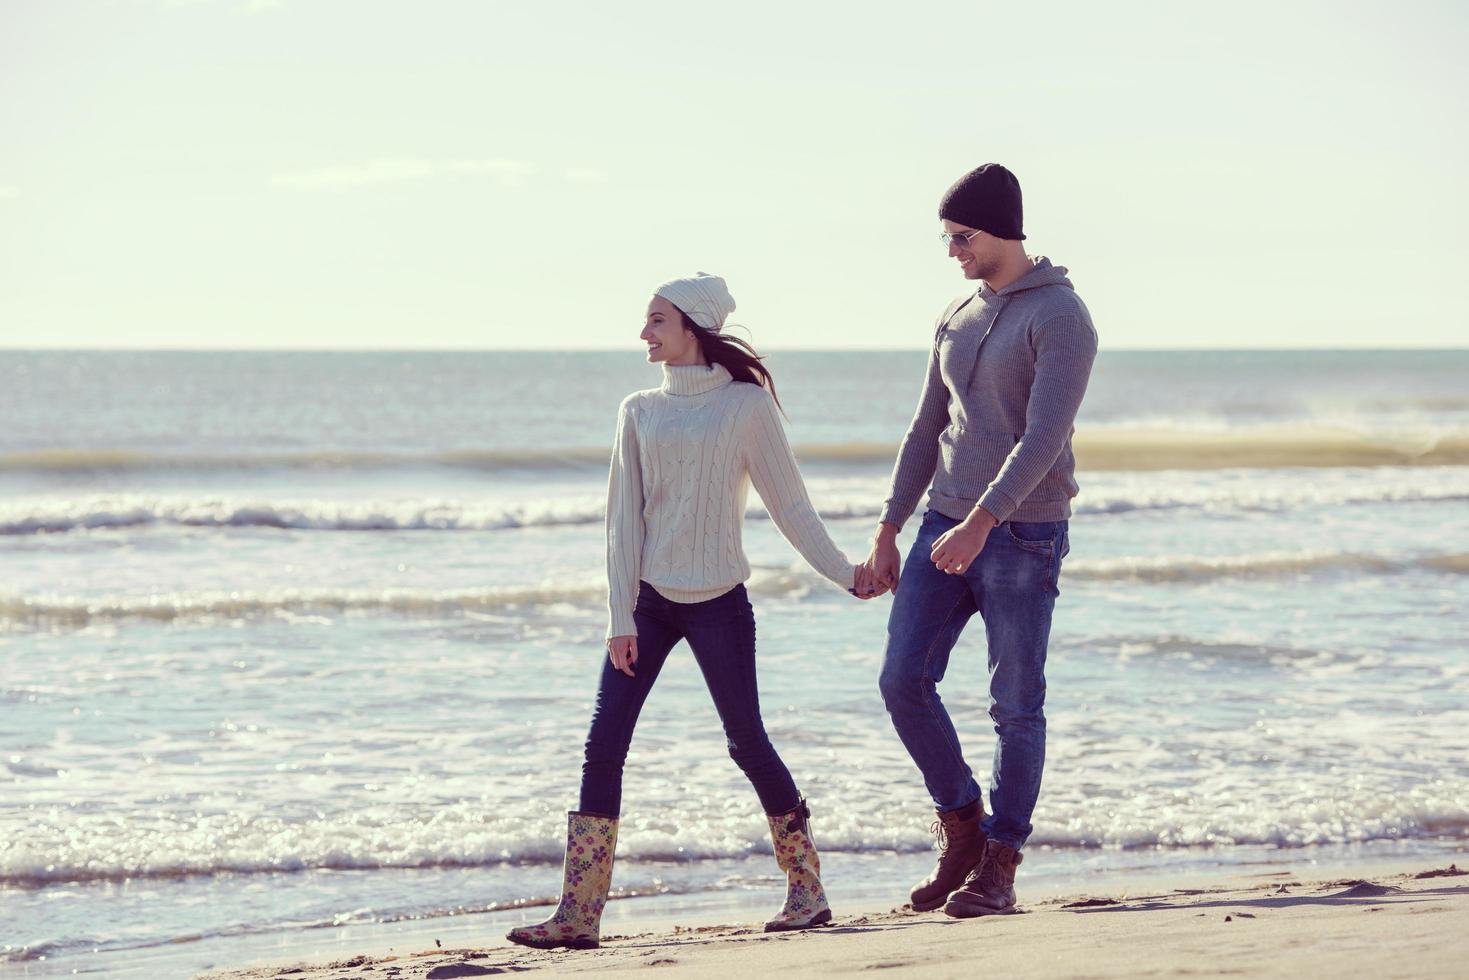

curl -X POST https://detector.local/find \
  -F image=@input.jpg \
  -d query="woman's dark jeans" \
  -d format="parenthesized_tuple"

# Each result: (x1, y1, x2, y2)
(579, 582, 801, 817)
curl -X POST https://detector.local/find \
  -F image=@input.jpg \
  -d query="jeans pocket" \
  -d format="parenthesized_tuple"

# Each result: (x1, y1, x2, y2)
(1006, 521, 1059, 554)
(709, 587, 756, 639)
(726, 582, 751, 611)
(705, 583, 753, 619)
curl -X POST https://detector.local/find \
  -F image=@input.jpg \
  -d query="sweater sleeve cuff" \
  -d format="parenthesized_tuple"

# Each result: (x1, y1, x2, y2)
(878, 503, 912, 531)
(824, 560, 858, 592)
(606, 611, 638, 640)
(977, 486, 1018, 524)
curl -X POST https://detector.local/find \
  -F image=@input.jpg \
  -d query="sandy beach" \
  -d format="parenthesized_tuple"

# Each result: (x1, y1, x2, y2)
(198, 861, 1468, 979)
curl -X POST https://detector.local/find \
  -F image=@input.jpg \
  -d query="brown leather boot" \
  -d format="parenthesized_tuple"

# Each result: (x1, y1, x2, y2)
(942, 838, 1023, 917)
(909, 800, 988, 912)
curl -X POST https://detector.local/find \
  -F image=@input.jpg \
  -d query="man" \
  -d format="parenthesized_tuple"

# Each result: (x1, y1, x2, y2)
(865, 163, 1097, 917)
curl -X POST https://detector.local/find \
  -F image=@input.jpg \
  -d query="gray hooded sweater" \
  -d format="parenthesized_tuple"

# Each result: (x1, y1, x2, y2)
(880, 256, 1098, 528)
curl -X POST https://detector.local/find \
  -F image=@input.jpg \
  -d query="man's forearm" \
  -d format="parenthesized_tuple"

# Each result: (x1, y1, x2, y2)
(876, 503, 996, 546)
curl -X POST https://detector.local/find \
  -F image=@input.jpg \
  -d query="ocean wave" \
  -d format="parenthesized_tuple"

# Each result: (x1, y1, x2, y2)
(0, 448, 617, 474)
(3, 552, 1464, 630)
(5, 805, 1466, 888)
(1063, 551, 1408, 583)
(0, 568, 818, 629)
(3, 425, 1466, 476)
(3, 478, 1467, 536)
(0, 495, 881, 535)
(1095, 635, 1357, 666)
(1423, 553, 1469, 574)
(1080, 474, 1469, 513)
(1073, 426, 1469, 470)
(0, 584, 608, 629)
(0, 496, 613, 535)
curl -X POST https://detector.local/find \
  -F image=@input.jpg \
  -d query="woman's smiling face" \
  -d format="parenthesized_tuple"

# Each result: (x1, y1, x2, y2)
(640, 295, 702, 365)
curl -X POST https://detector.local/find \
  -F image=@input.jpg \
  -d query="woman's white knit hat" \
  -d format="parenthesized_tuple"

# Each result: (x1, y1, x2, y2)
(654, 272, 736, 333)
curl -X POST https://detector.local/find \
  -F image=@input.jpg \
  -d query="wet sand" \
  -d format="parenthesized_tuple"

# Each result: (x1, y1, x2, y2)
(199, 862, 1468, 979)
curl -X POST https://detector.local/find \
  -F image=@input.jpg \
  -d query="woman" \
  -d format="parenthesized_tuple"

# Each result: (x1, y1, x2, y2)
(507, 272, 882, 950)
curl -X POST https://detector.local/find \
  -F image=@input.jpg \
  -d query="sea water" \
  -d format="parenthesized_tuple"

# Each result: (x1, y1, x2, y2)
(2, 350, 1466, 975)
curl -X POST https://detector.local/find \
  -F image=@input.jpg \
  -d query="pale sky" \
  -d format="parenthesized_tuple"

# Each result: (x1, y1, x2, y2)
(2, 0, 1466, 350)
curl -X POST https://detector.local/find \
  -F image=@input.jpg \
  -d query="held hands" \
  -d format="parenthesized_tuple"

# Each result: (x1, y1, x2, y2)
(850, 562, 888, 600)
(929, 507, 999, 575)
(607, 635, 638, 677)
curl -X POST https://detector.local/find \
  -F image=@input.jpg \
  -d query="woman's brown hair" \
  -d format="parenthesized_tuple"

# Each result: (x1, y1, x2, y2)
(677, 310, 785, 415)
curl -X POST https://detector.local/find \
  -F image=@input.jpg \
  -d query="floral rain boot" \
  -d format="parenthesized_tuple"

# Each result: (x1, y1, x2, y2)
(763, 798, 833, 932)
(506, 811, 618, 950)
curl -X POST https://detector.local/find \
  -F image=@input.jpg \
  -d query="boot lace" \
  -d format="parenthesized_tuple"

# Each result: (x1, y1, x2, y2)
(929, 819, 948, 852)
(976, 853, 1004, 891)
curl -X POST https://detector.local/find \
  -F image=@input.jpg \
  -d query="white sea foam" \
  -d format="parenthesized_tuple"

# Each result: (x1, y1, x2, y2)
(2, 550, 1463, 630)
(2, 468, 1466, 536)
(1063, 551, 1408, 582)
(0, 495, 611, 534)
(4, 788, 1465, 887)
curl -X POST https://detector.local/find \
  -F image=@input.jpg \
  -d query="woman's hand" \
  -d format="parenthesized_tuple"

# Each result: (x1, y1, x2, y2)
(607, 635, 639, 677)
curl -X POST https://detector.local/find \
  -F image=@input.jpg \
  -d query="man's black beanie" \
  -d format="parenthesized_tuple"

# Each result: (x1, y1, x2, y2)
(938, 163, 1026, 241)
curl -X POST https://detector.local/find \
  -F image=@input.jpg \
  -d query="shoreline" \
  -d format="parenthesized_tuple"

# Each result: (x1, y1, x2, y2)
(9, 841, 1466, 977)
(193, 857, 1469, 979)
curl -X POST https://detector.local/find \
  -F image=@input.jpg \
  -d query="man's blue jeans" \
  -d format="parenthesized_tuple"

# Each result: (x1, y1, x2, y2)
(879, 509, 1068, 849)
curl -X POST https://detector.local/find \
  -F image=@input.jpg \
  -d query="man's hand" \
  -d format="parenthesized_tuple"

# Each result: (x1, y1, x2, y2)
(865, 523, 903, 595)
(930, 508, 999, 575)
(607, 635, 638, 677)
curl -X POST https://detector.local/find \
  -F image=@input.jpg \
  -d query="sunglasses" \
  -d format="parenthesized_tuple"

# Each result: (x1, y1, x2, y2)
(939, 229, 984, 248)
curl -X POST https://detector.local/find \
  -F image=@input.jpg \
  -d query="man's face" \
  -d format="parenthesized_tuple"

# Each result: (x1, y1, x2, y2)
(942, 219, 1003, 282)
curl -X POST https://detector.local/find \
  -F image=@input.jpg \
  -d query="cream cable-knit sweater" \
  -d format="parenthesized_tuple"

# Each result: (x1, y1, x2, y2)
(606, 363, 857, 639)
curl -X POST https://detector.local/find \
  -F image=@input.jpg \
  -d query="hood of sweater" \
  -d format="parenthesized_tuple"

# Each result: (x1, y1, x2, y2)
(662, 362, 733, 396)
(936, 255, 1080, 400)
(983, 255, 1074, 299)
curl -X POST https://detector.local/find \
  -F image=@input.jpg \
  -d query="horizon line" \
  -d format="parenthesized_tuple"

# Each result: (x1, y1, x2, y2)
(4, 345, 1469, 354)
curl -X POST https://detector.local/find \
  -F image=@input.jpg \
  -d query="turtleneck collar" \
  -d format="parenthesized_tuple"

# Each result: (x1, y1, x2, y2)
(661, 362, 733, 396)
